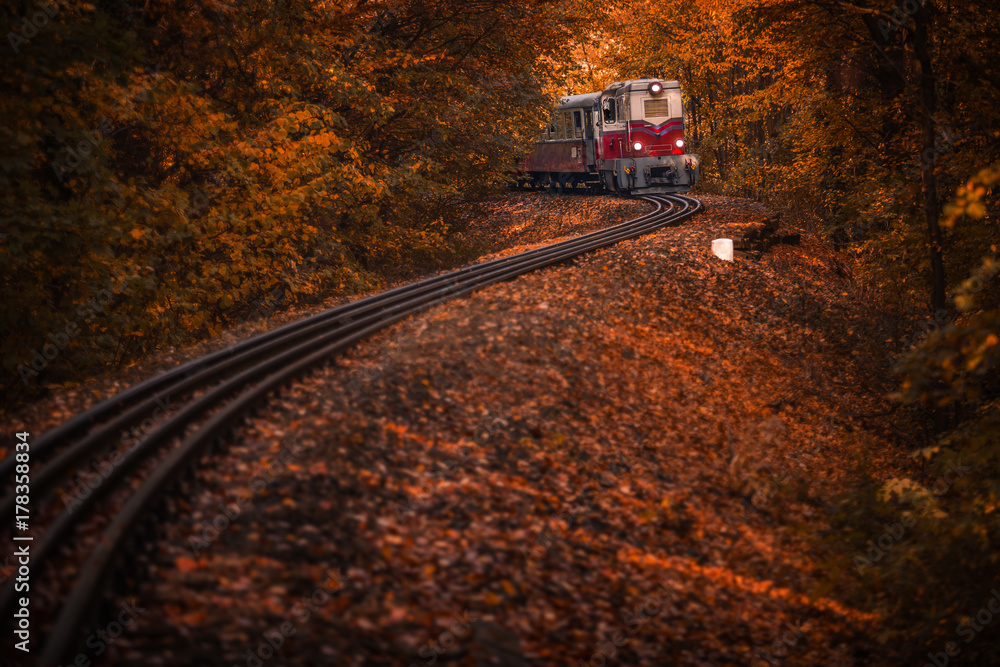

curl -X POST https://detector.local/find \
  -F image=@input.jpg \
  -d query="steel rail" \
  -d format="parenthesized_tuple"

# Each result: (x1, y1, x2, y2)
(2, 197, 684, 627)
(0, 196, 673, 486)
(0, 194, 677, 547)
(11, 194, 700, 666)
(0, 198, 675, 509)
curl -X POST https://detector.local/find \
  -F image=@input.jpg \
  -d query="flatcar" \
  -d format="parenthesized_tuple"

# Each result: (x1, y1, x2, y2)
(520, 78, 700, 194)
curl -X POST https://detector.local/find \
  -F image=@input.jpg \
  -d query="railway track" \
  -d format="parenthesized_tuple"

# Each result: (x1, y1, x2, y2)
(0, 193, 702, 666)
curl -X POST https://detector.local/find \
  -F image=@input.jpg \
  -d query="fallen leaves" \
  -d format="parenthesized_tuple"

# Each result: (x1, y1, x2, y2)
(175, 557, 199, 573)
(88, 193, 912, 666)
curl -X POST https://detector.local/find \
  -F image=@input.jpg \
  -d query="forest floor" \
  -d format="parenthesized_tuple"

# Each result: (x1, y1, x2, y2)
(2, 194, 650, 437)
(8, 192, 914, 665)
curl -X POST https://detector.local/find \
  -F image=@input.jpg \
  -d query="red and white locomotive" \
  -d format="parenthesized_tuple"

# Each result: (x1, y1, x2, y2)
(520, 78, 700, 194)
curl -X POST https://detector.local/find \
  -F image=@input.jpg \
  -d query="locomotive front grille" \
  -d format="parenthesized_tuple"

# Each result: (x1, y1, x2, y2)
(643, 98, 671, 117)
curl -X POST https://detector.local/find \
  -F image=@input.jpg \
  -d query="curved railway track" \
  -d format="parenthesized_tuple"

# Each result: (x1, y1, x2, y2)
(1, 193, 702, 666)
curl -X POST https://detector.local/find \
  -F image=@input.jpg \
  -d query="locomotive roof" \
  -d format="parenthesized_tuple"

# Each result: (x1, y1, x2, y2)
(556, 78, 681, 109)
(603, 78, 681, 94)
(557, 91, 601, 109)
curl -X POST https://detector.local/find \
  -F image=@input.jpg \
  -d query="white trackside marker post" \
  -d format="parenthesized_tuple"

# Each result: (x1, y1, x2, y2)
(712, 238, 734, 262)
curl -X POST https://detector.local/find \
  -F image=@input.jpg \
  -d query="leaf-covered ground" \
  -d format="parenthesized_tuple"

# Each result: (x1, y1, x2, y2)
(9, 193, 913, 666)
(1, 193, 647, 440)
(78, 193, 909, 666)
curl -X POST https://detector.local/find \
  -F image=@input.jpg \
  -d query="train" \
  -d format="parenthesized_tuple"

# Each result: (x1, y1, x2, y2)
(517, 78, 700, 194)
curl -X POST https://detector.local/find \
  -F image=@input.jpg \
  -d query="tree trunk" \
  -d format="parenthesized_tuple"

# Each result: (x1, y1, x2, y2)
(913, 6, 951, 434)
(913, 6, 947, 315)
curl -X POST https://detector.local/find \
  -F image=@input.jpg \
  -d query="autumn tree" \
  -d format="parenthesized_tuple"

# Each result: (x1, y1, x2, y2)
(606, 0, 1000, 659)
(0, 0, 598, 405)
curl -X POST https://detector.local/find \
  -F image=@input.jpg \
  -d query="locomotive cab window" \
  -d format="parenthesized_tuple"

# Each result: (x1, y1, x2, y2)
(585, 110, 593, 138)
(602, 98, 616, 124)
(563, 113, 573, 140)
(574, 110, 583, 138)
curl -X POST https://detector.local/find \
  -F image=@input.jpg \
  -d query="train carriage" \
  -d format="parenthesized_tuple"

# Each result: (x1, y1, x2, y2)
(521, 78, 700, 195)
(523, 92, 601, 190)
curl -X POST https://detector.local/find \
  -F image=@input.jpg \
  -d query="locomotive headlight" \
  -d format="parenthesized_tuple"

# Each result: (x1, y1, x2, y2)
(649, 81, 663, 94)
(633, 141, 644, 152)
(675, 139, 685, 149)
